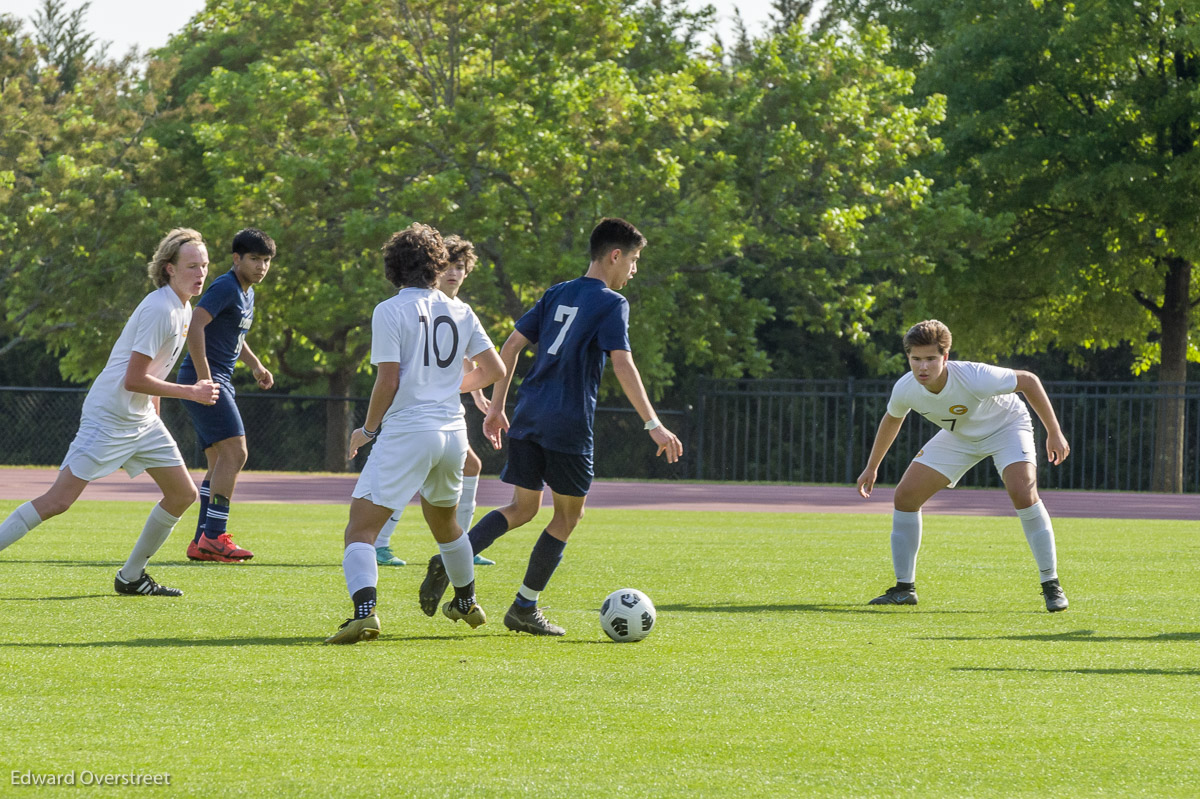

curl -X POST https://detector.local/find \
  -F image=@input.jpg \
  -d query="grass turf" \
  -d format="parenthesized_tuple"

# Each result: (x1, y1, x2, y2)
(0, 500, 1196, 797)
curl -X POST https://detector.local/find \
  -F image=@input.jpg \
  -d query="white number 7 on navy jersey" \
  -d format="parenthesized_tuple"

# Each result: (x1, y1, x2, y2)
(546, 305, 579, 355)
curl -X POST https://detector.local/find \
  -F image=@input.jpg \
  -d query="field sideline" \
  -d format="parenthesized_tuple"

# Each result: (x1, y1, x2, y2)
(2, 466, 1198, 518)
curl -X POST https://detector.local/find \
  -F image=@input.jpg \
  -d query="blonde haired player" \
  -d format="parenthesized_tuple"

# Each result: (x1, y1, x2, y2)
(856, 319, 1070, 612)
(0, 229, 220, 596)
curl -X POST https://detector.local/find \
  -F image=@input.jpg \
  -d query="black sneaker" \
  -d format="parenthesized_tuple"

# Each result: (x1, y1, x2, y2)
(114, 571, 183, 597)
(503, 602, 565, 636)
(419, 555, 449, 617)
(1041, 579, 1069, 612)
(868, 585, 918, 605)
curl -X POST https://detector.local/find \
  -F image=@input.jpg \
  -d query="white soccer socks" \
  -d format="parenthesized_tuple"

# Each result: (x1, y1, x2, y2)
(456, 476, 479, 534)
(890, 509, 922, 584)
(343, 541, 378, 597)
(0, 502, 43, 551)
(374, 511, 402, 549)
(119, 504, 181, 581)
(437, 532, 475, 589)
(1017, 501, 1058, 582)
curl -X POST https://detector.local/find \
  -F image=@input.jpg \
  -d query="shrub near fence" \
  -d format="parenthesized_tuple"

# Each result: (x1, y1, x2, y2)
(3, 381, 1198, 491)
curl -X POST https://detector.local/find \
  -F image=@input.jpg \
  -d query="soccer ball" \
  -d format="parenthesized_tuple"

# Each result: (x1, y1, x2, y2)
(599, 588, 656, 643)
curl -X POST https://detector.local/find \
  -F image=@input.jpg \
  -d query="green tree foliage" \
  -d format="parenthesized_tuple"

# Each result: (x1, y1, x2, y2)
(0, 14, 181, 378)
(829, 0, 1200, 490)
(161, 0, 774, 468)
(31, 0, 97, 94)
(717, 22, 952, 377)
(2, 0, 954, 474)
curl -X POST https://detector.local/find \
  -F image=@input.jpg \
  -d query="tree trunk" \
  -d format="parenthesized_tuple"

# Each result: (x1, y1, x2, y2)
(324, 365, 356, 473)
(1150, 255, 1191, 493)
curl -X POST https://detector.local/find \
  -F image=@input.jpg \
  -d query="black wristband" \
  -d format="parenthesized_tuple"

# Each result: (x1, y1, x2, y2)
(362, 425, 380, 439)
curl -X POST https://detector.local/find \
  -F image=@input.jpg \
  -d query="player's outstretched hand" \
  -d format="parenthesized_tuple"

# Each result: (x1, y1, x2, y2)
(347, 428, 373, 460)
(483, 408, 510, 450)
(856, 467, 877, 498)
(1046, 430, 1070, 465)
(192, 379, 220, 406)
(253, 365, 274, 390)
(650, 426, 682, 464)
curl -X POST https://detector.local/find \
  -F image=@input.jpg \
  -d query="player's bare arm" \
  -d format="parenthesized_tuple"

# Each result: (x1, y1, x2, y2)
(124, 351, 219, 405)
(349, 361, 400, 459)
(238, 341, 273, 389)
(1014, 370, 1070, 465)
(482, 330, 529, 450)
(459, 348, 505, 395)
(857, 412, 905, 498)
(609, 349, 683, 464)
(185, 307, 215, 383)
(461, 356, 491, 413)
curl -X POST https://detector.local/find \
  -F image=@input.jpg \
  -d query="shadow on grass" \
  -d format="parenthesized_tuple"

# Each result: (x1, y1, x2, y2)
(0, 594, 113, 601)
(0, 636, 318, 648)
(0, 559, 334, 569)
(165, 561, 334, 569)
(926, 629, 1200, 643)
(954, 666, 1200, 676)
(657, 602, 985, 615)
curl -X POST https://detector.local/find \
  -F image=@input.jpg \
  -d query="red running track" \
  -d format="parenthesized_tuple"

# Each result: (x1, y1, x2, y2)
(1, 467, 1197, 519)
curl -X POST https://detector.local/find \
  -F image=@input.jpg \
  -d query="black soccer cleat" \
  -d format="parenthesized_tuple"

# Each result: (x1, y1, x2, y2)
(114, 571, 183, 597)
(1041, 578, 1069, 612)
(419, 555, 450, 617)
(868, 585, 918, 606)
(503, 602, 565, 636)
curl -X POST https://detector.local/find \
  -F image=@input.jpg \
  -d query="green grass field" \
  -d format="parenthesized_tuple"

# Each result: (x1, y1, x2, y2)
(0, 500, 1196, 797)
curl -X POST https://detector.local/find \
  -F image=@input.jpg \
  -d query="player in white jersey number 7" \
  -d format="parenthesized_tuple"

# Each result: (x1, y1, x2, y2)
(857, 319, 1071, 613)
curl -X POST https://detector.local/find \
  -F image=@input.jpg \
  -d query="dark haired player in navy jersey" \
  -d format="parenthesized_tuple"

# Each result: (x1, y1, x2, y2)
(178, 228, 276, 563)
(419, 217, 683, 635)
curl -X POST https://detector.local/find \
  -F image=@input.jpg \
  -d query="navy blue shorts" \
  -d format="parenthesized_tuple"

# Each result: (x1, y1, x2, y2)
(500, 436, 593, 497)
(181, 381, 244, 449)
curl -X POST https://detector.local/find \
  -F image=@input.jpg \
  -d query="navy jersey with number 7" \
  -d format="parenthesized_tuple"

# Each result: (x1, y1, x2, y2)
(507, 276, 631, 455)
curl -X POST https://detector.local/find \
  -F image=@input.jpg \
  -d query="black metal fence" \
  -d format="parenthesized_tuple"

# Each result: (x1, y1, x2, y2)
(0, 387, 689, 481)
(4, 380, 1199, 492)
(694, 378, 1200, 492)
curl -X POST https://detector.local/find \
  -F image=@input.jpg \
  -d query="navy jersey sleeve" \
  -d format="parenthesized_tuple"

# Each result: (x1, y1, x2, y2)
(596, 296, 630, 353)
(514, 295, 546, 344)
(197, 273, 238, 318)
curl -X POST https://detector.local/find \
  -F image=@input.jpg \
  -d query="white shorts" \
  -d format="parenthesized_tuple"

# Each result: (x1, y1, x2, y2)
(912, 425, 1036, 488)
(352, 428, 468, 510)
(61, 417, 186, 481)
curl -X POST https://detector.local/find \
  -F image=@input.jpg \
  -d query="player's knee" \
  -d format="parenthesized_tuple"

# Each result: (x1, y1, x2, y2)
(504, 503, 538, 528)
(215, 437, 248, 467)
(34, 495, 72, 519)
(167, 483, 199, 510)
(892, 489, 923, 514)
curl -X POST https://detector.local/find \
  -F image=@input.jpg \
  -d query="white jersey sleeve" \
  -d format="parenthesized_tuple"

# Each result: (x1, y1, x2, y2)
(80, 286, 192, 429)
(887, 361, 1029, 441)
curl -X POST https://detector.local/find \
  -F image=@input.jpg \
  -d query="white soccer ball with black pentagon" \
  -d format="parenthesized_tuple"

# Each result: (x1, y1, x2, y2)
(599, 588, 656, 642)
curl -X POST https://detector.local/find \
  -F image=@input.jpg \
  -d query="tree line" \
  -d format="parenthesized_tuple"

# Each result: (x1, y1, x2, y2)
(2, 0, 1197, 487)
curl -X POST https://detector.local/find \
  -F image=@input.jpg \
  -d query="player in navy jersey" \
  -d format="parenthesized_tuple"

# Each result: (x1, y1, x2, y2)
(419, 217, 683, 636)
(856, 320, 1071, 612)
(178, 228, 276, 563)
(324, 223, 504, 644)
